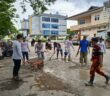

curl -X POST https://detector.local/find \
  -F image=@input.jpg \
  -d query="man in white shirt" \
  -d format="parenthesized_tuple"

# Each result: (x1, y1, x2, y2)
(64, 36, 74, 62)
(98, 38, 106, 65)
(21, 38, 30, 61)
(12, 34, 24, 81)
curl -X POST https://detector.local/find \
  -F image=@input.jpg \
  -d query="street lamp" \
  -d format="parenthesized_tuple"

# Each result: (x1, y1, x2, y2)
(104, 0, 110, 30)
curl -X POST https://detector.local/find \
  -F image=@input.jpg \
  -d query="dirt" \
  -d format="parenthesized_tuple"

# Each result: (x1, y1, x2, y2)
(31, 72, 84, 96)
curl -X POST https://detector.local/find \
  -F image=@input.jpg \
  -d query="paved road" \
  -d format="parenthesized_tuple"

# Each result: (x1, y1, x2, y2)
(0, 45, 110, 96)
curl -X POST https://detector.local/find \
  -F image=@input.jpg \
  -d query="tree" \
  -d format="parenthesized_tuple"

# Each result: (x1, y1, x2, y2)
(0, 0, 58, 37)
(0, 0, 67, 37)
(20, 0, 57, 14)
(0, 0, 18, 37)
(67, 29, 76, 36)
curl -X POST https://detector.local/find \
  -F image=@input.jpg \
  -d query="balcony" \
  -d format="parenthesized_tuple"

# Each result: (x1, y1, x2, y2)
(70, 20, 108, 31)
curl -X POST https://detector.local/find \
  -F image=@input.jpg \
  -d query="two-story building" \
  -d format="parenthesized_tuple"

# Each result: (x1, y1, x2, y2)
(21, 13, 67, 37)
(68, 6, 110, 39)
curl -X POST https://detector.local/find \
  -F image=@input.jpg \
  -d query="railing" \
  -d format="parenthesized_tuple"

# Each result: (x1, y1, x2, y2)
(70, 20, 109, 30)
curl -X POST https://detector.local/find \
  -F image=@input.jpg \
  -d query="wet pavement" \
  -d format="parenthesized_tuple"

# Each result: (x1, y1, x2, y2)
(0, 46, 110, 96)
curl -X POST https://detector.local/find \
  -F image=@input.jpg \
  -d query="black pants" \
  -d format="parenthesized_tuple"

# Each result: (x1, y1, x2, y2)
(57, 49, 63, 58)
(13, 59, 21, 77)
(22, 52, 29, 61)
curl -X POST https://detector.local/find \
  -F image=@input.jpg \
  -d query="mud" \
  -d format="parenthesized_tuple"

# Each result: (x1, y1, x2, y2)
(26, 94, 38, 96)
(31, 72, 84, 96)
(0, 79, 27, 91)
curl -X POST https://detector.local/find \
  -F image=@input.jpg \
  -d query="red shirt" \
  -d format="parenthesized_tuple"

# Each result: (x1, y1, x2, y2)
(92, 44, 101, 60)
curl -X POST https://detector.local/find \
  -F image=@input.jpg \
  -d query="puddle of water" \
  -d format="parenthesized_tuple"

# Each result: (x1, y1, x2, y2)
(0, 79, 27, 91)
(26, 94, 37, 96)
(69, 64, 90, 70)
(23, 74, 33, 78)
(69, 65, 80, 69)
(79, 69, 89, 81)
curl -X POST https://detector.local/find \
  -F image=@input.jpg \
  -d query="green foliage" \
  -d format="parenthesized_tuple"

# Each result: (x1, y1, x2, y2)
(0, 0, 18, 37)
(20, 0, 57, 14)
(0, 0, 66, 37)
(67, 29, 76, 36)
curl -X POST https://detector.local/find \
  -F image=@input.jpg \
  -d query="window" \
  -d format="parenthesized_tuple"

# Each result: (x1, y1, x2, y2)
(61, 31, 66, 32)
(51, 30, 59, 35)
(42, 23, 50, 28)
(43, 30, 50, 35)
(79, 19, 85, 24)
(103, 26, 107, 29)
(59, 24, 66, 26)
(42, 17, 50, 22)
(51, 24, 59, 29)
(51, 18, 59, 22)
(95, 15, 100, 21)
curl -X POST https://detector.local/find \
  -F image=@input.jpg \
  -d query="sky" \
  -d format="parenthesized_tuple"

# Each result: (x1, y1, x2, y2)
(14, 0, 107, 29)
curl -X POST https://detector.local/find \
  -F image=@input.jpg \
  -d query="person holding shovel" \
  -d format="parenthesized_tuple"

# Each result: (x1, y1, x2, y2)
(77, 36, 90, 66)
(35, 39, 45, 60)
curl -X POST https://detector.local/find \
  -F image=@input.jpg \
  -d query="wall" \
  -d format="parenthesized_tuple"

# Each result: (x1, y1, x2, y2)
(78, 16, 91, 25)
(59, 18, 67, 35)
(29, 16, 41, 35)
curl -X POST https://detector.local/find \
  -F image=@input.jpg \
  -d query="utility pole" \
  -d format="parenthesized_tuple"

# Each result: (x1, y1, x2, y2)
(104, 0, 110, 31)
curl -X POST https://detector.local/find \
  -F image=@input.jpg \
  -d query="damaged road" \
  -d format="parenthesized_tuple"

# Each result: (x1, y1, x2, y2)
(0, 47, 110, 96)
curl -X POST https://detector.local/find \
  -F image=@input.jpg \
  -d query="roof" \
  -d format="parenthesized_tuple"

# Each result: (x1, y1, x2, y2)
(67, 6, 103, 20)
(88, 6, 101, 10)
(29, 13, 67, 19)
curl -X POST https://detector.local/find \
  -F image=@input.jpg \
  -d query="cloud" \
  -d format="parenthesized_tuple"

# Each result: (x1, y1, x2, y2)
(65, 0, 107, 9)
(48, 0, 108, 28)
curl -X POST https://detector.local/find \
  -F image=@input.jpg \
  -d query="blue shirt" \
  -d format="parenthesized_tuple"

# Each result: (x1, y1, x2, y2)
(80, 40, 89, 52)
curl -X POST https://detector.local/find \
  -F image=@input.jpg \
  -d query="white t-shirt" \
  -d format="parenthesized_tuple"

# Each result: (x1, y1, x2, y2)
(65, 40, 74, 49)
(21, 42, 29, 52)
(98, 42, 106, 53)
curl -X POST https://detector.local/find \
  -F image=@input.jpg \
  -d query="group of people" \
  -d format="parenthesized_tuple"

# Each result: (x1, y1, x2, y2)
(34, 36, 74, 62)
(11, 35, 76, 80)
(1, 33, 109, 86)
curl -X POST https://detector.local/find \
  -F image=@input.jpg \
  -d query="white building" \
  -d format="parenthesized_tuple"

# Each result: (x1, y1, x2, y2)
(21, 13, 67, 37)
(20, 19, 29, 37)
